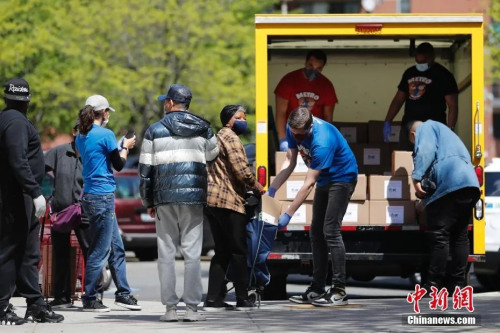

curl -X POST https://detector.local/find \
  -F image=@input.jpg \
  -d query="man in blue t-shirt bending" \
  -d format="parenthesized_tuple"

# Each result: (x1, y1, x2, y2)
(267, 107, 358, 307)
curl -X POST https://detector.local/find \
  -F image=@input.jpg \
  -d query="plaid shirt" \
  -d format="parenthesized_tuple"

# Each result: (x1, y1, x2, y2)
(207, 127, 258, 214)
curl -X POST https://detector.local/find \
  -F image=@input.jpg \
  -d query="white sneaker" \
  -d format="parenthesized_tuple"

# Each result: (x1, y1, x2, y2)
(312, 287, 348, 307)
(183, 305, 206, 322)
(160, 305, 178, 322)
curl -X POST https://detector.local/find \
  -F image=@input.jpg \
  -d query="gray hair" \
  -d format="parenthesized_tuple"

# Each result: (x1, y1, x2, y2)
(288, 107, 313, 129)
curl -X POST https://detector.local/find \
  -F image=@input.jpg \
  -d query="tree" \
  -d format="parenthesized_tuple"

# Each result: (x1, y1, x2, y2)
(0, 0, 276, 139)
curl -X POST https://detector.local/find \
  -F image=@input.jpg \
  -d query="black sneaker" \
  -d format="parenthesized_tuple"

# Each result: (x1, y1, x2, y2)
(115, 294, 142, 311)
(24, 303, 64, 323)
(235, 299, 256, 311)
(83, 299, 110, 312)
(289, 286, 325, 304)
(49, 298, 72, 309)
(312, 286, 348, 307)
(203, 300, 234, 312)
(0, 304, 26, 325)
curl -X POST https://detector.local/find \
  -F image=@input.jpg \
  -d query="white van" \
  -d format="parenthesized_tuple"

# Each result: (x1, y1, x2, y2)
(474, 158, 500, 290)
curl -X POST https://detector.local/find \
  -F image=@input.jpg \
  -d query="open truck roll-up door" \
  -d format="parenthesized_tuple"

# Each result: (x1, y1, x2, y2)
(254, 14, 485, 300)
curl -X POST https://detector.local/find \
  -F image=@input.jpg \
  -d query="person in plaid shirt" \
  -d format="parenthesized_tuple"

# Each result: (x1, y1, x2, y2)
(204, 105, 264, 312)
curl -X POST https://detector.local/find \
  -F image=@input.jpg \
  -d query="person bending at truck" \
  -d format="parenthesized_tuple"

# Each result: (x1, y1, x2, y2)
(274, 49, 338, 152)
(409, 120, 480, 292)
(383, 42, 458, 150)
(204, 105, 265, 312)
(76, 96, 141, 313)
(267, 107, 357, 307)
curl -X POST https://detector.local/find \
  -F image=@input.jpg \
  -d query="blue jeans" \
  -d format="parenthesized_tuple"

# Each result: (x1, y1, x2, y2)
(310, 181, 356, 290)
(81, 193, 131, 302)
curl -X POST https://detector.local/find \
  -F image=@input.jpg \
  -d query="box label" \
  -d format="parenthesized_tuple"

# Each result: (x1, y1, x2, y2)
(343, 203, 358, 222)
(290, 205, 307, 224)
(388, 125, 401, 143)
(286, 180, 304, 199)
(363, 148, 381, 165)
(260, 212, 276, 225)
(340, 127, 357, 143)
(385, 206, 404, 224)
(295, 158, 308, 173)
(384, 180, 402, 199)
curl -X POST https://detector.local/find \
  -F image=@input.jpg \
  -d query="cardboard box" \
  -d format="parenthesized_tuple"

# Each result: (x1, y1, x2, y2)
(275, 151, 308, 175)
(368, 175, 416, 200)
(281, 201, 313, 225)
(369, 200, 417, 225)
(342, 200, 370, 225)
(260, 195, 283, 226)
(333, 122, 368, 144)
(351, 174, 367, 200)
(368, 120, 402, 143)
(350, 143, 392, 175)
(392, 150, 414, 176)
(270, 176, 315, 201)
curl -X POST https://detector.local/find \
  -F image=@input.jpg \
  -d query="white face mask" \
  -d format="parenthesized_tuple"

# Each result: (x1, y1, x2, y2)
(101, 114, 109, 127)
(415, 63, 429, 72)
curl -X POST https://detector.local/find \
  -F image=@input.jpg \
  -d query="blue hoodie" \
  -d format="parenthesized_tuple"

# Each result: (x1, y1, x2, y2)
(412, 120, 479, 206)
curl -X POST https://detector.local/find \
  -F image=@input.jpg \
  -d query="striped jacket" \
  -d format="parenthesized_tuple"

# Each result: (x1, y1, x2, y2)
(138, 111, 219, 208)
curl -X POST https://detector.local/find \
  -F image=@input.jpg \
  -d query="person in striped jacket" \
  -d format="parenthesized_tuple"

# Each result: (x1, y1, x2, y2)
(139, 84, 218, 322)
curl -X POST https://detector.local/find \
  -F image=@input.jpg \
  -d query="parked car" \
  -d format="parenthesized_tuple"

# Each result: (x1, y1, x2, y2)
(114, 169, 157, 261)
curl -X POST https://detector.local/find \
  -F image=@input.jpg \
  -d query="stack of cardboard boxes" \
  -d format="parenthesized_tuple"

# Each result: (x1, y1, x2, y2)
(269, 121, 421, 227)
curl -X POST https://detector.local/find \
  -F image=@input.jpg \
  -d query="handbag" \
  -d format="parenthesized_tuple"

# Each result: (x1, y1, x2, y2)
(50, 202, 82, 233)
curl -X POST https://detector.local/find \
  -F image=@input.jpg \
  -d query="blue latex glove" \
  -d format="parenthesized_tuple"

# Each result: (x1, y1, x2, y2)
(265, 186, 276, 198)
(279, 138, 289, 152)
(278, 212, 292, 230)
(383, 121, 391, 142)
(117, 136, 125, 152)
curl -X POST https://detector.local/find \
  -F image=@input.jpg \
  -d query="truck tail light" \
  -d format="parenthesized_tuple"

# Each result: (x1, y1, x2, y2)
(475, 198, 483, 220)
(257, 166, 267, 187)
(475, 166, 483, 186)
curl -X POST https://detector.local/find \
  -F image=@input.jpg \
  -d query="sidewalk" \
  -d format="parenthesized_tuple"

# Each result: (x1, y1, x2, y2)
(6, 292, 500, 332)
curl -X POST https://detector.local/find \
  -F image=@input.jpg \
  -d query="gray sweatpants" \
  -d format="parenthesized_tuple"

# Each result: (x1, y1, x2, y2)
(155, 204, 203, 308)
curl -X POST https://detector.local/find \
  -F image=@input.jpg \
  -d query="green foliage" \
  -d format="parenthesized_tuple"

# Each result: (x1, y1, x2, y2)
(489, 0, 500, 82)
(0, 0, 277, 140)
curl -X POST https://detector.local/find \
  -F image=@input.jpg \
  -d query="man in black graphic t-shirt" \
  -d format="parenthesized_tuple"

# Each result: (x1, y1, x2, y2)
(383, 42, 458, 150)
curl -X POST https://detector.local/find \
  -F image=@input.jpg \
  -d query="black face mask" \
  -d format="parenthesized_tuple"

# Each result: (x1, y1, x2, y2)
(292, 127, 311, 142)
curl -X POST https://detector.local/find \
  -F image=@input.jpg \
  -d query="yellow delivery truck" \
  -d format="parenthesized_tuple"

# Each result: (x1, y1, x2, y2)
(254, 14, 485, 299)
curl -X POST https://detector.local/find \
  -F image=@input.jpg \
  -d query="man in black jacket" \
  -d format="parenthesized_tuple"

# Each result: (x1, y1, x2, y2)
(0, 78, 64, 325)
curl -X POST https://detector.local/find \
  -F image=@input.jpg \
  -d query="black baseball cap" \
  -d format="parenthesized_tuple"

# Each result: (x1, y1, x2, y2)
(157, 84, 192, 104)
(4, 78, 30, 102)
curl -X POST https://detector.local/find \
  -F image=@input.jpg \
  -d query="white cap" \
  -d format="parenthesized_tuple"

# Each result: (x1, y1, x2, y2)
(85, 95, 115, 112)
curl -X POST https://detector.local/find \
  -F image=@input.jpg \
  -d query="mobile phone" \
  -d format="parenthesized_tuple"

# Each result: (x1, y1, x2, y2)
(125, 130, 135, 139)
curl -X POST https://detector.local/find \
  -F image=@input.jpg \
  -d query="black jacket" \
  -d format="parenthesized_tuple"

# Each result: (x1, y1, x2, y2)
(0, 109, 44, 202)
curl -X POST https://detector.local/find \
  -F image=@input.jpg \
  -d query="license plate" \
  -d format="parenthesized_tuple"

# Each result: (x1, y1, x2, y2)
(140, 213, 155, 223)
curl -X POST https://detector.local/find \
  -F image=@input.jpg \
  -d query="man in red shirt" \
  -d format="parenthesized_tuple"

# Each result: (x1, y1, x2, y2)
(274, 50, 338, 151)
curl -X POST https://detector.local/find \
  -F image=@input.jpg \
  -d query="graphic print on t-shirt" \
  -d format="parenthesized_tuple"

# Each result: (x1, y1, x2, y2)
(407, 76, 432, 100)
(295, 91, 320, 111)
(297, 144, 312, 167)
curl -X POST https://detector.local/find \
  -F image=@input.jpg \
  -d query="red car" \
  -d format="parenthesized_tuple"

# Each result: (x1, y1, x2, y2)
(114, 169, 157, 261)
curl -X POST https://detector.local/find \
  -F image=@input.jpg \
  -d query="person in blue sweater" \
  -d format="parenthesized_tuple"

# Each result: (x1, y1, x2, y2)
(76, 96, 140, 313)
(267, 107, 358, 307)
(409, 120, 480, 292)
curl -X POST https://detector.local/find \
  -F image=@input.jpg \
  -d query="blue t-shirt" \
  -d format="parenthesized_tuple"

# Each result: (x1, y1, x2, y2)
(287, 117, 358, 186)
(75, 124, 117, 194)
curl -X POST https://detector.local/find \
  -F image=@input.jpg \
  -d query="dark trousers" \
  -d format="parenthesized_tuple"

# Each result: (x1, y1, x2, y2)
(0, 193, 44, 308)
(51, 226, 91, 300)
(310, 181, 356, 290)
(425, 187, 479, 288)
(205, 207, 249, 302)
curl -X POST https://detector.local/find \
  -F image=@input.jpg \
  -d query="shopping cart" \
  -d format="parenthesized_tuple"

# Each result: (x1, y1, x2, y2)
(38, 204, 85, 303)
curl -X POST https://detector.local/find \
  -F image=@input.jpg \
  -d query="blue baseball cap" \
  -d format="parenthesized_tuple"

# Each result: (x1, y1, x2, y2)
(158, 84, 192, 104)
